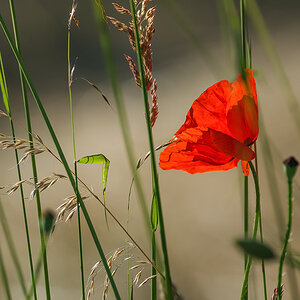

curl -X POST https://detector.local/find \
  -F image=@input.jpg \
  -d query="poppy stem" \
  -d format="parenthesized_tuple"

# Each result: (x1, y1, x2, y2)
(243, 175, 248, 299)
(277, 161, 296, 299)
(240, 161, 263, 299)
(129, 1, 173, 299)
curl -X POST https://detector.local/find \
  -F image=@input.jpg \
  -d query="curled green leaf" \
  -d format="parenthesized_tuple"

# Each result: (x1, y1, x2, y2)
(77, 154, 110, 228)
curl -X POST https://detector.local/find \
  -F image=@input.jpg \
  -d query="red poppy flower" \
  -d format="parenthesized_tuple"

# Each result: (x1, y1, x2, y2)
(159, 69, 258, 176)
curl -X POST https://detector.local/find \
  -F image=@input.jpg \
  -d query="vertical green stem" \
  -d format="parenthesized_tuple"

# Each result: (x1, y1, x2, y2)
(151, 230, 157, 300)
(128, 1, 173, 298)
(0, 196, 27, 296)
(0, 245, 12, 300)
(0, 15, 120, 299)
(68, 25, 85, 300)
(240, 161, 260, 299)
(92, 1, 151, 237)
(0, 53, 28, 298)
(7, 1, 51, 298)
(243, 175, 248, 273)
(277, 179, 293, 299)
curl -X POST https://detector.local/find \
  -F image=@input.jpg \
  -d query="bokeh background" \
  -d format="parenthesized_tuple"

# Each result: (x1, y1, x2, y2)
(1, 0, 300, 299)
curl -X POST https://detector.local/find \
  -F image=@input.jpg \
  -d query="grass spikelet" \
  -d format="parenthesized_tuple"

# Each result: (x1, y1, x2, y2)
(30, 174, 67, 200)
(133, 269, 143, 285)
(7, 179, 29, 195)
(68, 1, 79, 30)
(138, 274, 157, 287)
(150, 78, 158, 127)
(112, 3, 131, 15)
(0, 110, 9, 117)
(272, 285, 284, 300)
(86, 245, 138, 299)
(56, 194, 88, 223)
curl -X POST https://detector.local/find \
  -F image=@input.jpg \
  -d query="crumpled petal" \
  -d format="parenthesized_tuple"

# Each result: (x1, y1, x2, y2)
(176, 80, 232, 137)
(159, 127, 239, 174)
(227, 69, 258, 144)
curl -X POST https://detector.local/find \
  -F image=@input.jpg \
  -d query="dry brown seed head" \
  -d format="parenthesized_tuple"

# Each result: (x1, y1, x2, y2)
(112, 3, 131, 15)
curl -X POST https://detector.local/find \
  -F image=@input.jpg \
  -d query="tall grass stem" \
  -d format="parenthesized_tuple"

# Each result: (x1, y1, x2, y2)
(0, 196, 27, 296)
(0, 245, 12, 300)
(7, 1, 51, 298)
(67, 25, 85, 300)
(92, 1, 151, 237)
(128, 0, 173, 298)
(0, 14, 121, 299)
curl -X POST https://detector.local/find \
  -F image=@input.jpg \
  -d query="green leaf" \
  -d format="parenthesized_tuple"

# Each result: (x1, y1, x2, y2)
(236, 238, 276, 260)
(95, 0, 108, 23)
(77, 154, 110, 228)
(0, 52, 9, 114)
(150, 192, 158, 231)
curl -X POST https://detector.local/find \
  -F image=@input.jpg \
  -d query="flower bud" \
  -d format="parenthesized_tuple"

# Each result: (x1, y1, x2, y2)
(283, 156, 299, 181)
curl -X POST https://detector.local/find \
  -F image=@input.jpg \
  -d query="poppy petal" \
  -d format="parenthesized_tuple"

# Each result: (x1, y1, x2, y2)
(159, 127, 239, 174)
(210, 129, 256, 161)
(227, 69, 258, 144)
(176, 80, 232, 137)
(227, 95, 258, 144)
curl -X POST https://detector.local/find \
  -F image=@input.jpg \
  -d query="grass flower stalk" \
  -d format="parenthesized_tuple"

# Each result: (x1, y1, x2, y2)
(128, 0, 173, 298)
(0, 13, 121, 300)
(0, 52, 29, 298)
(67, 6, 85, 298)
(7, 1, 51, 298)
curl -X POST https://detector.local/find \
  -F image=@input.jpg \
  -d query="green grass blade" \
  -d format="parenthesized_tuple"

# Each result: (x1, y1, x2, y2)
(92, 1, 151, 237)
(0, 245, 12, 300)
(0, 13, 121, 300)
(128, 0, 173, 298)
(0, 195, 27, 296)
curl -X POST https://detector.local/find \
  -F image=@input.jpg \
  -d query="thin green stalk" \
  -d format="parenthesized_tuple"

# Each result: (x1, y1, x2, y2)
(240, 0, 247, 70)
(27, 235, 50, 299)
(0, 196, 27, 296)
(240, 161, 261, 299)
(128, 1, 173, 299)
(0, 245, 12, 300)
(0, 14, 120, 299)
(240, 1, 249, 298)
(7, 1, 50, 298)
(244, 175, 248, 272)
(277, 178, 293, 299)
(75, 163, 85, 300)
(68, 24, 85, 300)
(0, 53, 29, 297)
(151, 230, 157, 300)
(260, 119, 299, 299)
(92, 1, 151, 237)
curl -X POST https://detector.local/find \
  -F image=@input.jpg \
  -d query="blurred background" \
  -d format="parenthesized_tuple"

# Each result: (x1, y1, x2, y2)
(1, 0, 300, 299)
